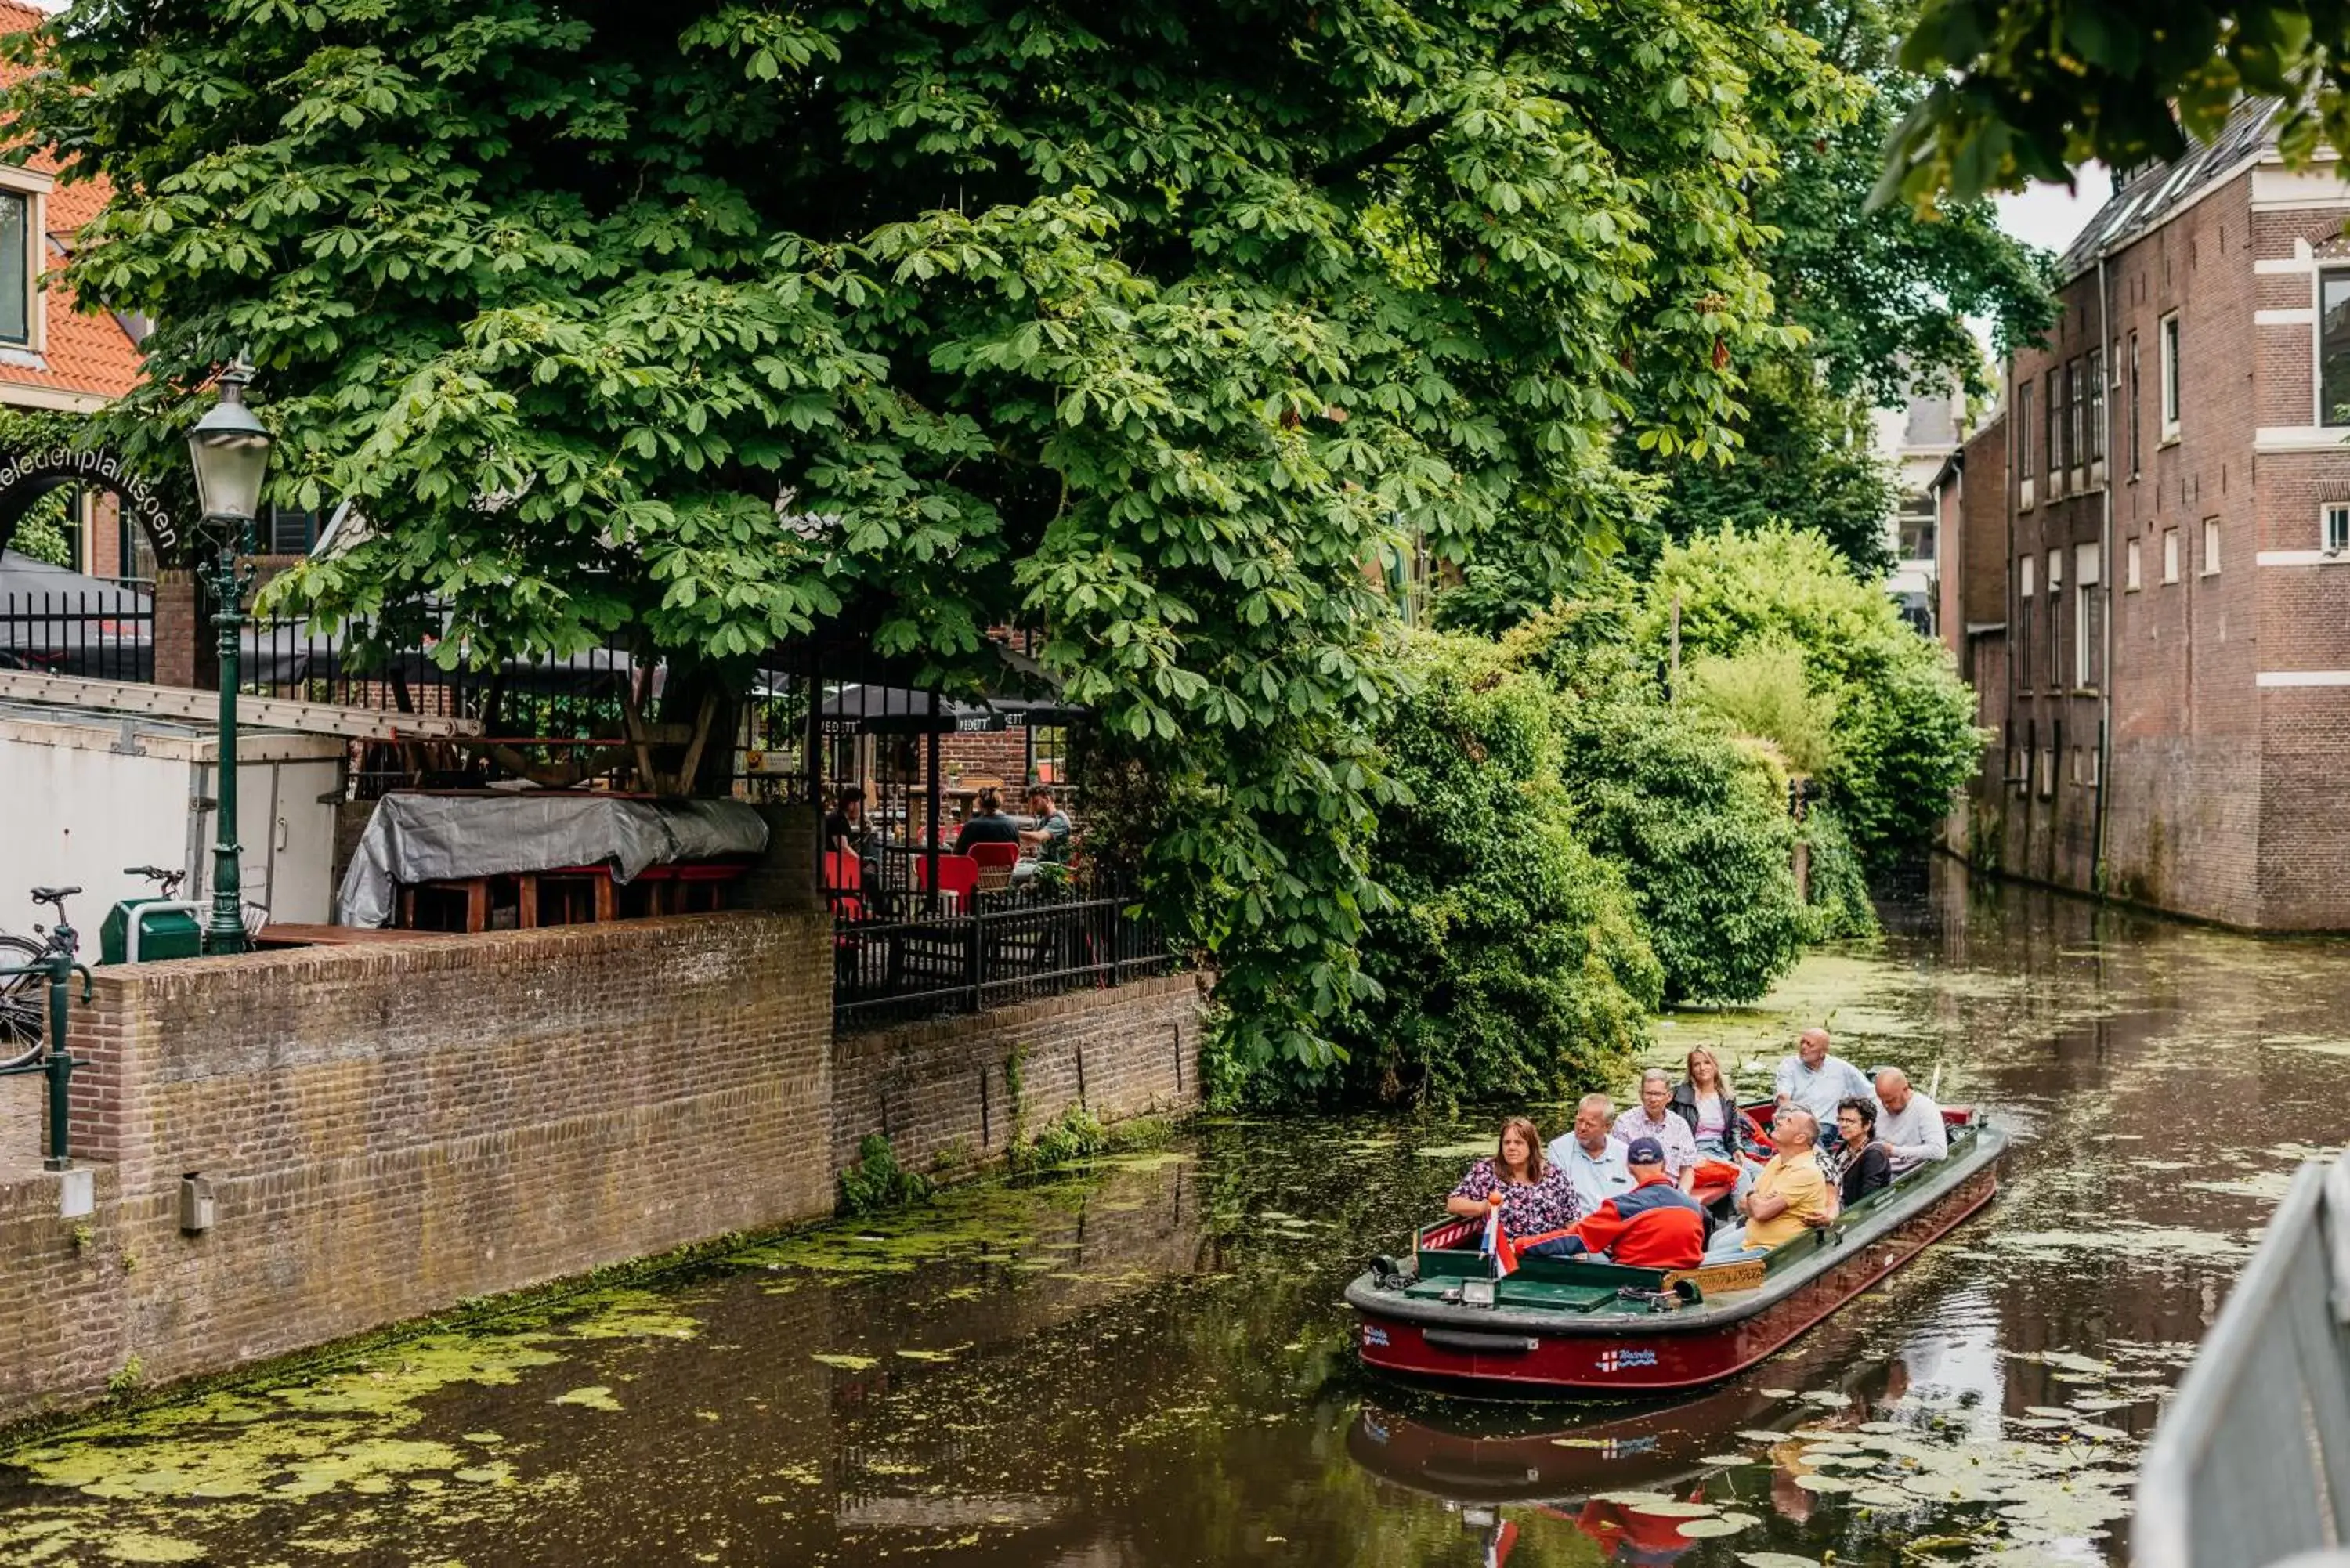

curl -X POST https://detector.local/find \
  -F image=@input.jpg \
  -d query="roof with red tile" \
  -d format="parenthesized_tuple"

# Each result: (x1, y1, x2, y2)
(0, 0, 145, 409)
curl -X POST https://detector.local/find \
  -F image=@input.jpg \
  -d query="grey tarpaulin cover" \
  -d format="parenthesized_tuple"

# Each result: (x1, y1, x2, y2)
(336, 793, 770, 927)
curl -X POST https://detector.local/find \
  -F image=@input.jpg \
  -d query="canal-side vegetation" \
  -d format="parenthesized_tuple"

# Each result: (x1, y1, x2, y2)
(1275, 523, 1981, 1109)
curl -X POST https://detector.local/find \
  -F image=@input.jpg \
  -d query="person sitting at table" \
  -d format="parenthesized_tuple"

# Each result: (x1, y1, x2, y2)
(1011, 785, 1073, 882)
(1520, 1138, 1709, 1269)
(1835, 1097, 1892, 1207)
(953, 788, 1022, 855)
(822, 786, 872, 858)
(1447, 1115, 1582, 1237)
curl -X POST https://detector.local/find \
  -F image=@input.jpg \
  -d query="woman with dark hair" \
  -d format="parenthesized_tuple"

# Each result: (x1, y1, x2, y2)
(1835, 1097, 1892, 1207)
(1446, 1116, 1582, 1235)
(953, 787, 1022, 854)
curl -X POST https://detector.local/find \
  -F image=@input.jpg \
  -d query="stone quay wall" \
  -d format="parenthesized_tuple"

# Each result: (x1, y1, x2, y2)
(0, 882, 1206, 1425)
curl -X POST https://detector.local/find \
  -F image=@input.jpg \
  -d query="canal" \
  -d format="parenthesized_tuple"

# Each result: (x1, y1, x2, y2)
(5, 861, 2345, 1566)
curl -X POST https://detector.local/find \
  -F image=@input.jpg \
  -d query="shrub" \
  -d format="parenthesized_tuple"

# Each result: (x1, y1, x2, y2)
(1797, 803, 1878, 941)
(1682, 643, 1841, 779)
(1329, 632, 1664, 1107)
(838, 1134, 933, 1215)
(1010, 1104, 1112, 1170)
(1510, 605, 1810, 1005)
(1640, 526, 1983, 866)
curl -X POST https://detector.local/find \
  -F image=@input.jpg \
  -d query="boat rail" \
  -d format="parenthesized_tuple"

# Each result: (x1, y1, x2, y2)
(2135, 1145, 2350, 1568)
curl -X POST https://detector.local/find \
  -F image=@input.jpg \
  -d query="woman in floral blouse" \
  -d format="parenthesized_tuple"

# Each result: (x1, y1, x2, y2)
(1447, 1115, 1582, 1236)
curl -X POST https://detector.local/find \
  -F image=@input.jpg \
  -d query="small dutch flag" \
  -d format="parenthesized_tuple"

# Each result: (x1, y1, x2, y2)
(1482, 1194, 1519, 1278)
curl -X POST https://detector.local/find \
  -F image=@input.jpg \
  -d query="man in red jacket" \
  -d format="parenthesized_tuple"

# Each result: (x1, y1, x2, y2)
(1519, 1138, 1710, 1269)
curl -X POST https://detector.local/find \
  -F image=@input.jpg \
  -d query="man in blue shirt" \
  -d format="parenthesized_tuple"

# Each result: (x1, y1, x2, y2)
(1773, 1028, 1878, 1149)
(1546, 1093, 1632, 1216)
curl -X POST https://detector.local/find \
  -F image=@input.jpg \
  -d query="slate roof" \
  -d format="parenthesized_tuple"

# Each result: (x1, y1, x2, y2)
(0, 0, 144, 407)
(2056, 99, 2281, 282)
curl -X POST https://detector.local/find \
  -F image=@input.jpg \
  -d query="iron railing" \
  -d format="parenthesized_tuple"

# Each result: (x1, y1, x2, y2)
(832, 881, 1173, 1028)
(0, 591, 155, 681)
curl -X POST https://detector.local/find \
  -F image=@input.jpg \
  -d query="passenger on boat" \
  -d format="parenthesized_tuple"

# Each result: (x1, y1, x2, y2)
(1668, 1046, 1742, 1158)
(1447, 1116, 1582, 1236)
(1773, 1028, 1878, 1147)
(1706, 1109, 1834, 1258)
(1611, 1069, 1700, 1193)
(1520, 1138, 1710, 1269)
(1546, 1094, 1633, 1216)
(1871, 1068, 1949, 1173)
(1835, 1097, 1892, 1207)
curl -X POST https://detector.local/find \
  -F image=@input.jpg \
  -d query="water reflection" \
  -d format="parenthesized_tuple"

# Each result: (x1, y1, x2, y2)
(2, 860, 2345, 1565)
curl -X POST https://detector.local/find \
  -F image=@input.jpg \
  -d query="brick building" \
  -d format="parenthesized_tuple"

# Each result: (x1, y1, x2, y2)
(1955, 103, 2350, 927)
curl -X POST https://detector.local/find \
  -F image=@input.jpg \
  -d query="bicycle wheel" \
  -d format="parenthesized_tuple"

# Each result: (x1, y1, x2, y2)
(0, 934, 49, 1069)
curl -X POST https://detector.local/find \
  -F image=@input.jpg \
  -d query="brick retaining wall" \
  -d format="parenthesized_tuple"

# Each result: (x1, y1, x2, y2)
(830, 973, 1207, 1173)
(0, 910, 835, 1422)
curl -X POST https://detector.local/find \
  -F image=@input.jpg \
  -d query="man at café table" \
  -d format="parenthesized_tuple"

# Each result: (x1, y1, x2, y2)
(1012, 786, 1072, 882)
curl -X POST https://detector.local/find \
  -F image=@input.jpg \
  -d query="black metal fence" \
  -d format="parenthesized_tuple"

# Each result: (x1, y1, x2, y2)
(832, 880, 1174, 1028)
(0, 591, 155, 681)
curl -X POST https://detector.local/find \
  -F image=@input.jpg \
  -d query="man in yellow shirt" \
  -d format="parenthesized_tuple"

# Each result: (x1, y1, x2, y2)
(1707, 1108, 1831, 1257)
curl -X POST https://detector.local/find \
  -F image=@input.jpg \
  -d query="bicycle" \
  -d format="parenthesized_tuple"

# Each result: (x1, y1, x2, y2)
(0, 883, 84, 1070)
(0, 869, 217, 1068)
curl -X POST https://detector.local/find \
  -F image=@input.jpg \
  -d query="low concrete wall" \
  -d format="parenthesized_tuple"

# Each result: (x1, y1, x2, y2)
(830, 974, 1207, 1172)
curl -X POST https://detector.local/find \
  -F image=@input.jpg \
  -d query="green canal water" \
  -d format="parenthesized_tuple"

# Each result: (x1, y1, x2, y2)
(5, 861, 2347, 1566)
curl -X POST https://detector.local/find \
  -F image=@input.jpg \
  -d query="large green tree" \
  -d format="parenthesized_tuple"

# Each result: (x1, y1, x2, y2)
(8, 0, 1835, 1073)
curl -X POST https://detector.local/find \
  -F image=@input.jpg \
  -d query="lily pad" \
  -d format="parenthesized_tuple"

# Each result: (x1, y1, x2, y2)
(1738, 1554, 1820, 1568)
(1759, 1387, 1799, 1399)
(552, 1386, 620, 1411)
(1678, 1514, 1757, 1538)
(1697, 1453, 1752, 1467)
(1793, 1474, 1853, 1493)
(810, 1353, 878, 1371)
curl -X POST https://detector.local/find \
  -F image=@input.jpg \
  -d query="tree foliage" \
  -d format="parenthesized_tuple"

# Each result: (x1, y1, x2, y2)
(1332, 632, 1662, 1109)
(1887, 0, 2350, 202)
(9, 0, 1845, 1074)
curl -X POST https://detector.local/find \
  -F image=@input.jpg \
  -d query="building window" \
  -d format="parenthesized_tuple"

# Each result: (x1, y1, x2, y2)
(1027, 724, 1067, 786)
(2126, 537, 2142, 591)
(2087, 347, 2106, 470)
(2016, 556, 2034, 690)
(0, 191, 27, 347)
(2202, 518, 2221, 576)
(2127, 332, 2141, 476)
(2012, 381, 2030, 503)
(2163, 527, 2181, 583)
(2074, 543, 2101, 688)
(2326, 503, 2350, 556)
(2046, 370, 2066, 497)
(2069, 359, 2088, 478)
(2322, 269, 2350, 427)
(2159, 312, 2182, 439)
(2046, 548, 2064, 689)
(267, 504, 321, 557)
(1896, 493, 1936, 564)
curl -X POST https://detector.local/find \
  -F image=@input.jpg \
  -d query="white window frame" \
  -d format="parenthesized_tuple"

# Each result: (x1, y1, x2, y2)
(2163, 528, 2181, 583)
(2202, 518, 2222, 576)
(2325, 503, 2350, 557)
(0, 164, 51, 356)
(2159, 312, 2182, 441)
(2019, 554, 2035, 598)
(2126, 537, 2142, 591)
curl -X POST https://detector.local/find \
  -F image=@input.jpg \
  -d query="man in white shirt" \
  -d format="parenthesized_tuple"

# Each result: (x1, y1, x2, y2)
(1773, 1028, 1877, 1144)
(1547, 1093, 1632, 1216)
(1871, 1068, 1947, 1173)
(1611, 1068, 1701, 1192)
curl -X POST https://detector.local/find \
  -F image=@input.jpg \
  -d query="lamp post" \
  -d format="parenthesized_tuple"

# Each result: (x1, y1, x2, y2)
(186, 363, 273, 956)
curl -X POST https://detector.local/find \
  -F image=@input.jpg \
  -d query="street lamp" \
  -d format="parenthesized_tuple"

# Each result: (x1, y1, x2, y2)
(186, 363, 273, 956)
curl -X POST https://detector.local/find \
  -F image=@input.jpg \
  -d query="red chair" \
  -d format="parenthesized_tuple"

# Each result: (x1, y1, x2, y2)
(823, 851, 866, 925)
(967, 841, 1021, 873)
(912, 853, 980, 904)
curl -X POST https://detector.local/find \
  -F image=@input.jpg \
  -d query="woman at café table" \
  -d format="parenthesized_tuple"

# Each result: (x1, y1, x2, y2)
(953, 788, 1022, 854)
(1447, 1116, 1582, 1235)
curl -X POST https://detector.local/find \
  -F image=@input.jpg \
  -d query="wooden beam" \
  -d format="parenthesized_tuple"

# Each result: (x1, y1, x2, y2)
(0, 669, 484, 740)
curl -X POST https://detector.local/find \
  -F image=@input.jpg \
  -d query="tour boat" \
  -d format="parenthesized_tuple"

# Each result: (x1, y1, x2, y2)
(1345, 1107, 2004, 1395)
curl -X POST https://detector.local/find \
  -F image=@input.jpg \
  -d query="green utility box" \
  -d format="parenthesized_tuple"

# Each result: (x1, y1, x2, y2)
(99, 900, 204, 966)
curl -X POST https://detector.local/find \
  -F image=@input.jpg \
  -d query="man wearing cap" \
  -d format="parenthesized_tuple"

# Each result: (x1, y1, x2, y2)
(1520, 1138, 1710, 1270)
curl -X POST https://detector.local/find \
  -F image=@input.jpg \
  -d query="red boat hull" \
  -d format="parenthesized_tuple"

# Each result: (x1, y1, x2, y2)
(1356, 1163, 1999, 1393)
